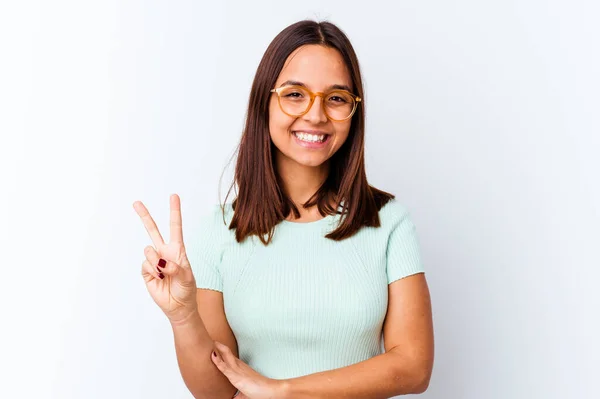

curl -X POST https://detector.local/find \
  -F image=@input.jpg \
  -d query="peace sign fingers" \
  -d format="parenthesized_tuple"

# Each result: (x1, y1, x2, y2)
(133, 200, 166, 248)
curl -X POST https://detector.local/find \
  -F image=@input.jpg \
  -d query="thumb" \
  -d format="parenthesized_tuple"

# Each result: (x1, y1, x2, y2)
(156, 258, 184, 277)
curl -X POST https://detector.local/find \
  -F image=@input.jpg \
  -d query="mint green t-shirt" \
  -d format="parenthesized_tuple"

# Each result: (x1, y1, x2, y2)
(189, 198, 425, 380)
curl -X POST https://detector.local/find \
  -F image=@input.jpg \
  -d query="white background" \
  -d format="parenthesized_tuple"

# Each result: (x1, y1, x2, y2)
(1, 1, 598, 398)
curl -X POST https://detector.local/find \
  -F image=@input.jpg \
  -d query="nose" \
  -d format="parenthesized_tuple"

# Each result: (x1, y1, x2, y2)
(302, 95, 328, 124)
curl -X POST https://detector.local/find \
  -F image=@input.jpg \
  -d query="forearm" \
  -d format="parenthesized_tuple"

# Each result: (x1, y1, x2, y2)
(171, 312, 237, 399)
(280, 350, 430, 399)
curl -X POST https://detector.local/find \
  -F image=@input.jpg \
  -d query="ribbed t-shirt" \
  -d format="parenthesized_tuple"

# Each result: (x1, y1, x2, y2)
(189, 198, 425, 380)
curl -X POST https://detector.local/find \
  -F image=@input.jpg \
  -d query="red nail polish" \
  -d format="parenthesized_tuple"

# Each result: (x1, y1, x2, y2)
(158, 272, 165, 279)
(212, 351, 217, 358)
(158, 258, 166, 268)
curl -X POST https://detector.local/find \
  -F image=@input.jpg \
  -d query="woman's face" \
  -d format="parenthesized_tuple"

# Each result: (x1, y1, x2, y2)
(268, 44, 353, 169)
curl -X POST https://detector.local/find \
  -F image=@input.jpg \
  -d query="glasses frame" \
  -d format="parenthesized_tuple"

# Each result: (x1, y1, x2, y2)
(270, 85, 362, 122)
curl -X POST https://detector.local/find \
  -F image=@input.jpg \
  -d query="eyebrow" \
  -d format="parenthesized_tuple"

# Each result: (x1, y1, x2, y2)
(278, 80, 353, 92)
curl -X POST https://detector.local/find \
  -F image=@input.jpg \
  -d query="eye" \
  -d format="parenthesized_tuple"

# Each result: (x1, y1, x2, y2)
(326, 90, 353, 104)
(329, 96, 347, 103)
(327, 94, 352, 104)
(280, 86, 308, 99)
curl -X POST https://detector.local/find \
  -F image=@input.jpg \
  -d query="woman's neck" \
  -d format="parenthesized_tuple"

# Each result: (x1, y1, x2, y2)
(276, 155, 331, 220)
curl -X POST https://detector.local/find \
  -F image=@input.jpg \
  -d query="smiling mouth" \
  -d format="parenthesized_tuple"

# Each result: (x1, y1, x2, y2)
(292, 131, 330, 143)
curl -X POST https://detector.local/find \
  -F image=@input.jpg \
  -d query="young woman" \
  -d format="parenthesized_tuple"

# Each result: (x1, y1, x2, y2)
(134, 20, 434, 399)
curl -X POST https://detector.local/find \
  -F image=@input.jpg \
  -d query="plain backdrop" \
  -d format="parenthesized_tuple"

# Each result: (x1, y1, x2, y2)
(1, 1, 598, 398)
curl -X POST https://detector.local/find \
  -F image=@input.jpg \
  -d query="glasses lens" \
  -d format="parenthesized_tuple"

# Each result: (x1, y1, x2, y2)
(324, 91, 355, 120)
(278, 86, 311, 116)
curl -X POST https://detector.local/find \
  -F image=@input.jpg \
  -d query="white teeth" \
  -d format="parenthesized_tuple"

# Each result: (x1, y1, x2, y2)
(293, 132, 327, 143)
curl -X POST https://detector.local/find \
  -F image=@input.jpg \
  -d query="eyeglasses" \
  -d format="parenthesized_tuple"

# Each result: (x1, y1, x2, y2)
(270, 85, 361, 122)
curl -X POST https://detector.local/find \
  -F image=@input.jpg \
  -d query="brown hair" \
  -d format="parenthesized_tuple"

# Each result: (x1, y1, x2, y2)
(221, 19, 395, 244)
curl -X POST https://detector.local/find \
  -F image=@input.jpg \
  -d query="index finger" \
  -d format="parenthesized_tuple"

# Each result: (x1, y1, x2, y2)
(133, 200, 165, 248)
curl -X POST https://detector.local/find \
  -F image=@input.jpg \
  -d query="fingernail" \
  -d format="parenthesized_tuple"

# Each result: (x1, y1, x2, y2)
(212, 351, 217, 358)
(158, 258, 166, 268)
(156, 267, 162, 274)
(158, 272, 165, 279)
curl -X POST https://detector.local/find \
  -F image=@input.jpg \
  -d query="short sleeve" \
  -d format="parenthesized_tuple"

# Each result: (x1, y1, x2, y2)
(189, 205, 225, 292)
(386, 210, 425, 284)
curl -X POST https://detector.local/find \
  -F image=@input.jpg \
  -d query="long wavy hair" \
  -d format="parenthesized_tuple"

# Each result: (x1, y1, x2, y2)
(221, 19, 395, 244)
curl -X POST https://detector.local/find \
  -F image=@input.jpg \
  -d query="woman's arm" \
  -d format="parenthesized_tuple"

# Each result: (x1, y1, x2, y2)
(278, 350, 427, 398)
(171, 290, 239, 399)
(279, 273, 434, 398)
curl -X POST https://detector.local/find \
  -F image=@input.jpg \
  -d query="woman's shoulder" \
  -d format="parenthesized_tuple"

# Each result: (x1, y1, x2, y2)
(377, 197, 412, 226)
(202, 202, 234, 220)
(196, 202, 235, 237)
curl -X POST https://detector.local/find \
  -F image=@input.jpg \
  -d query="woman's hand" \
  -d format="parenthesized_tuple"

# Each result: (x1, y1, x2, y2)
(212, 341, 288, 399)
(133, 194, 198, 325)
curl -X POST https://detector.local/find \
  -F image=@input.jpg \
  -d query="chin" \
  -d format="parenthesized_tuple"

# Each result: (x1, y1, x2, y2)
(291, 153, 329, 168)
